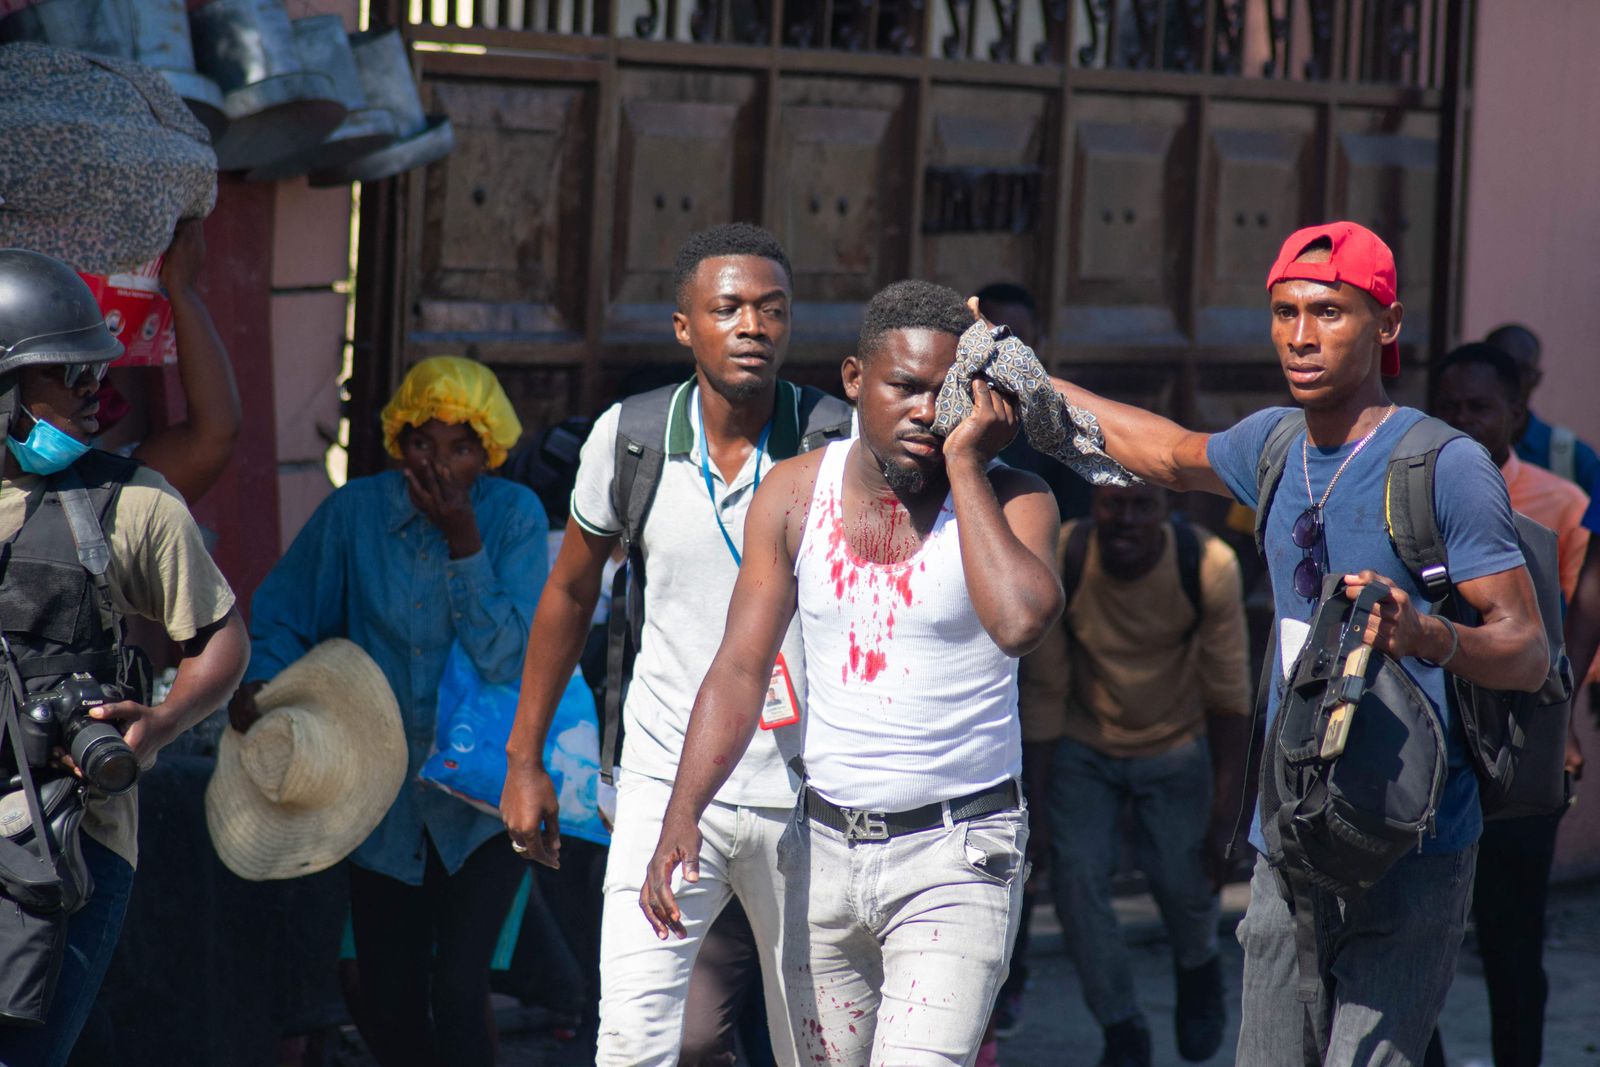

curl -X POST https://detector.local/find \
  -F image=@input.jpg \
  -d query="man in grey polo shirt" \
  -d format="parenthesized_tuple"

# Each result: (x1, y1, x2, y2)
(502, 224, 841, 1066)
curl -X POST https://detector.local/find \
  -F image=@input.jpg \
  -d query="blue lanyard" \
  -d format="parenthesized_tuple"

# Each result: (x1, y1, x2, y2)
(698, 391, 771, 568)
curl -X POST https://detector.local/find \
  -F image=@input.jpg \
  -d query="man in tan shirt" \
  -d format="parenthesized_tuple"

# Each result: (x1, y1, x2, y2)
(1021, 482, 1250, 1067)
(0, 250, 246, 1066)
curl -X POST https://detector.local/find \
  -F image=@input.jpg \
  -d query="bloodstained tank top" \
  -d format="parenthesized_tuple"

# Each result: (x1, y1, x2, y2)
(792, 440, 1020, 811)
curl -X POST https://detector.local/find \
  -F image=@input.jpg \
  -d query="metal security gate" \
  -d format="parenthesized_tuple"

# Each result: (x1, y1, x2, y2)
(348, 0, 1473, 475)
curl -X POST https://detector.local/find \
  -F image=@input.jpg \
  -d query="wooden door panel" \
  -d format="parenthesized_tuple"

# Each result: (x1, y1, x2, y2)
(1197, 102, 1320, 347)
(775, 76, 912, 347)
(608, 69, 764, 339)
(413, 78, 594, 358)
(919, 86, 1050, 299)
(1335, 108, 1438, 350)
(1061, 94, 1192, 349)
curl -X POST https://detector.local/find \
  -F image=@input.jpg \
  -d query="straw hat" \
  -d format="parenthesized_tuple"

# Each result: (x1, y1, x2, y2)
(206, 639, 407, 882)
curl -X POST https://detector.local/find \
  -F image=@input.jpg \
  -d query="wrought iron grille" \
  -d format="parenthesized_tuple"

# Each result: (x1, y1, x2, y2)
(403, 0, 1447, 86)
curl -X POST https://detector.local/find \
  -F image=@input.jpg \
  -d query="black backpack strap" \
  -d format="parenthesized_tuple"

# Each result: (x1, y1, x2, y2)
(1383, 417, 1465, 605)
(1171, 518, 1203, 637)
(796, 386, 853, 453)
(1225, 620, 1277, 863)
(1253, 410, 1306, 558)
(610, 384, 679, 558)
(599, 384, 680, 785)
(599, 563, 634, 786)
(1059, 520, 1093, 608)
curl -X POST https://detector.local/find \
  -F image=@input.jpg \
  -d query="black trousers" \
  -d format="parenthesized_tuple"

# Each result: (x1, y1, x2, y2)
(1475, 810, 1565, 1067)
(680, 898, 776, 1067)
(348, 833, 527, 1067)
(1424, 807, 1566, 1067)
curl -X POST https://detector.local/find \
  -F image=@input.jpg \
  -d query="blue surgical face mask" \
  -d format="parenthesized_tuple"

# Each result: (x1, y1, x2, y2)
(6, 408, 91, 475)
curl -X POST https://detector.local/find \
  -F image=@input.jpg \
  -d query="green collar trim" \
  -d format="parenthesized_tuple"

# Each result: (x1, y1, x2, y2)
(664, 378, 802, 458)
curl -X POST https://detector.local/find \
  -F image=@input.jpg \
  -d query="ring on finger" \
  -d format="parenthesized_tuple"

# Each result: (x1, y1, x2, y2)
(510, 840, 529, 853)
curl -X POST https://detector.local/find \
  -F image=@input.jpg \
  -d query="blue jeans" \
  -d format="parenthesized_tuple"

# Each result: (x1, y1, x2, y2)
(1048, 735, 1220, 1028)
(0, 835, 134, 1067)
(1235, 846, 1476, 1067)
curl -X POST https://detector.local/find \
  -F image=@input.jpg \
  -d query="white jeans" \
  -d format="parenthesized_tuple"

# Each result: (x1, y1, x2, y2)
(776, 802, 1028, 1066)
(596, 770, 796, 1066)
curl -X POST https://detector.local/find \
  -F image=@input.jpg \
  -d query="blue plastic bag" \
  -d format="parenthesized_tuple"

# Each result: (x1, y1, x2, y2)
(419, 643, 610, 846)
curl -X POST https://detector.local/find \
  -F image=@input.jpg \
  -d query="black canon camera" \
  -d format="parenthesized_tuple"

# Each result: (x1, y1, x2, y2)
(14, 673, 139, 795)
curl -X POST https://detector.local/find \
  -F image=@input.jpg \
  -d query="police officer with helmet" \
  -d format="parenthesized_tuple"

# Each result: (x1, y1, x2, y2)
(0, 249, 248, 1067)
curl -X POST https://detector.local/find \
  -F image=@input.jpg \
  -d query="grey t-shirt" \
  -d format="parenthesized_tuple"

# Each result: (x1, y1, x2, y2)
(571, 383, 808, 808)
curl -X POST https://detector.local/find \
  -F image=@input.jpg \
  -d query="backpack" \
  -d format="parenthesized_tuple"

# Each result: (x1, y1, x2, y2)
(1548, 424, 1577, 486)
(598, 381, 853, 784)
(1252, 410, 1574, 824)
(1259, 573, 1449, 1018)
(1059, 517, 1203, 638)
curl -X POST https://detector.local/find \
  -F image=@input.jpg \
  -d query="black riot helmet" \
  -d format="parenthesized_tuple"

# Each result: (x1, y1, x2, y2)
(0, 249, 123, 378)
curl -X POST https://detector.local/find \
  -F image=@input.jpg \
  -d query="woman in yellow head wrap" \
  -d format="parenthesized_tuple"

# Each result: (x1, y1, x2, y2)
(236, 355, 547, 1066)
(381, 355, 523, 469)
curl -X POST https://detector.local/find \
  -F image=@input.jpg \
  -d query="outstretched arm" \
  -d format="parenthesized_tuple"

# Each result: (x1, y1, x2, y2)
(1048, 374, 1224, 495)
(641, 458, 809, 939)
(944, 380, 1063, 656)
(961, 297, 1221, 495)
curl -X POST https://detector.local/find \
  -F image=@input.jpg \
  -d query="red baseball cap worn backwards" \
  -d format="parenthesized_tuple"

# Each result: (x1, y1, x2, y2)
(1265, 221, 1401, 377)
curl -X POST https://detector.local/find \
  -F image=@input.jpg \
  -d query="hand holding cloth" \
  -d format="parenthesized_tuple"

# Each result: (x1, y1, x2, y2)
(931, 320, 1138, 487)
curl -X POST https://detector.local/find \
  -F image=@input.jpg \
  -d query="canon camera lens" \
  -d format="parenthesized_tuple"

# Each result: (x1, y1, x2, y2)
(66, 719, 138, 795)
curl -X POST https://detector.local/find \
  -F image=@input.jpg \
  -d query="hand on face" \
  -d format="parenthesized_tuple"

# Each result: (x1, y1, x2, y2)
(941, 377, 1018, 465)
(405, 459, 477, 541)
(400, 420, 486, 557)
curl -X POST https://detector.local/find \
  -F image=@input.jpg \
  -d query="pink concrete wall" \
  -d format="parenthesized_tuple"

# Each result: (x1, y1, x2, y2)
(1460, 0, 1600, 880)
(270, 178, 350, 548)
(266, 0, 363, 548)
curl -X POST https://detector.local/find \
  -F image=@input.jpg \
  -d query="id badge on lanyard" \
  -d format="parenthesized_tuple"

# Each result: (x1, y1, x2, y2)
(699, 392, 798, 731)
(760, 654, 801, 730)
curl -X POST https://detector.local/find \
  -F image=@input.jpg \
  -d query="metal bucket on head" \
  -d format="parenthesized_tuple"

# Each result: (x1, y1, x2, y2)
(129, 0, 227, 143)
(246, 15, 399, 182)
(0, 0, 134, 58)
(308, 28, 454, 187)
(190, 0, 346, 171)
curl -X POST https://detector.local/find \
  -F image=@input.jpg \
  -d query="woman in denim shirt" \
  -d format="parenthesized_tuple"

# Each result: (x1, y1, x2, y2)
(232, 357, 547, 1066)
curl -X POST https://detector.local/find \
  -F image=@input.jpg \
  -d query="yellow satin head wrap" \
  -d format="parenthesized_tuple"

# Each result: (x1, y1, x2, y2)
(380, 356, 522, 469)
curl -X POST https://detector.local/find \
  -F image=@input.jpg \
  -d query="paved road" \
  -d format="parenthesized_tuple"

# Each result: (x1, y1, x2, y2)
(335, 879, 1600, 1065)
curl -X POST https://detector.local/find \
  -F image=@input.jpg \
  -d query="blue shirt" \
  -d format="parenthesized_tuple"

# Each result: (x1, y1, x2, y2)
(1207, 407, 1524, 855)
(245, 470, 548, 884)
(1519, 411, 1600, 532)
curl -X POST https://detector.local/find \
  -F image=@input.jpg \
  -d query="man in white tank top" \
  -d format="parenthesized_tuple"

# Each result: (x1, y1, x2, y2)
(641, 280, 1065, 1065)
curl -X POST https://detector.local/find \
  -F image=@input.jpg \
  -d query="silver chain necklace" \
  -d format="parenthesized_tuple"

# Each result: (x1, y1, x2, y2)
(1303, 404, 1397, 510)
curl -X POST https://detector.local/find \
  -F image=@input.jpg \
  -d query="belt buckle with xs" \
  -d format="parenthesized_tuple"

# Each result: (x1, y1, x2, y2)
(844, 809, 889, 841)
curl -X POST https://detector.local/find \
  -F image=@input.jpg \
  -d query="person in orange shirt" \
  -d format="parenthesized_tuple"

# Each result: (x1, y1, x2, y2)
(1432, 341, 1583, 1067)
(1436, 343, 1589, 595)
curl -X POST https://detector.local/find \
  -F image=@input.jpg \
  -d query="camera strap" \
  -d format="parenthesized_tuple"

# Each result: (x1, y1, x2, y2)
(0, 633, 54, 873)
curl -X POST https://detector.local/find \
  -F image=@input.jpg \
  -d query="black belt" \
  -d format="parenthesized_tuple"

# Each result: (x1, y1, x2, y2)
(803, 780, 1020, 842)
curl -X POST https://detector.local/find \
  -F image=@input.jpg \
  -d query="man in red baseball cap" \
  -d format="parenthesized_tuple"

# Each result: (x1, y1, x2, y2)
(954, 220, 1548, 1066)
(1264, 221, 1402, 377)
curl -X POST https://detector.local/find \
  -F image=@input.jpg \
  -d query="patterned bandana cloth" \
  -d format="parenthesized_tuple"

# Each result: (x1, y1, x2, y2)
(931, 320, 1139, 487)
